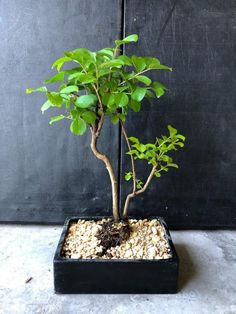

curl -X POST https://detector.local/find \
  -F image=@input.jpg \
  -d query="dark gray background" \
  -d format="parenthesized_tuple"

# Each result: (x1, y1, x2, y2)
(0, 0, 121, 223)
(0, 0, 235, 227)
(120, 0, 236, 228)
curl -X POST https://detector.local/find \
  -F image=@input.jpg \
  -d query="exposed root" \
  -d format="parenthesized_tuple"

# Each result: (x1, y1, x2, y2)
(96, 219, 131, 257)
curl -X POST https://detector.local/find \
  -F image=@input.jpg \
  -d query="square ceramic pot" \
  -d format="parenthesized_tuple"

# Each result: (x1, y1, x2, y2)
(53, 216, 179, 294)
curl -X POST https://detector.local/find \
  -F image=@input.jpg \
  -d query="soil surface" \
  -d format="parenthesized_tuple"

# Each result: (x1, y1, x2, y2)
(62, 218, 172, 260)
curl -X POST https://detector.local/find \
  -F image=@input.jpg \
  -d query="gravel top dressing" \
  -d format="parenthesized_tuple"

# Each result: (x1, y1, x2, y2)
(62, 218, 172, 260)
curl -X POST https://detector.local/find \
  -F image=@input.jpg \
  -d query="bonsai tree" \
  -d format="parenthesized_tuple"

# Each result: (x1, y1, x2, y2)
(26, 34, 185, 222)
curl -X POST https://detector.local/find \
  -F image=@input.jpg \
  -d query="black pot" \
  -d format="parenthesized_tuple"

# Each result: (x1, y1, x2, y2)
(53, 217, 179, 294)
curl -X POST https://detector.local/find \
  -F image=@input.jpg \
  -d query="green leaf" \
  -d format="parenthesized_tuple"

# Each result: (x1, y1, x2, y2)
(63, 67, 82, 75)
(131, 56, 146, 72)
(145, 150, 155, 158)
(97, 48, 114, 58)
(82, 111, 97, 124)
(136, 179, 143, 189)
(75, 94, 97, 108)
(26, 86, 47, 94)
(102, 93, 115, 107)
(49, 115, 65, 125)
(161, 166, 169, 172)
(41, 100, 53, 113)
(129, 136, 139, 144)
(145, 57, 160, 67)
(51, 56, 71, 71)
(100, 59, 124, 68)
(65, 48, 96, 67)
(148, 159, 157, 166)
(70, 109, 78, 119)
(146, 143, 156, 149)
(46, 92, 63, 107)
(70, 118, 87, 135)
(136, 75, 151, 86)
(111, 115, 119, 125)
(122, 34, 139, 42)
(130, 99, 141, 112)
(137, 153, 146, 159)
(168, 163, 179, 168)
(60, 93, 71, 101)
(125, 172, 133, 181)
(115, 34, 139, 46)
(154, 171, 161, 178)
(119, 114, 126, 122)
(67, 72, 82, 81)
(134, 143, 146, 153)
(118, 85, 130, 92)
(168, 143, 176, 150)
(153, 81, 167, 90)
(131, 87, 146, 102)
(101, 79, 118, 91)
(115, 93, 129, 107)
(65, 100, 70, 109)
(155, 87, 164, 98)
(68, 72, 96, 83)
(176, 134, 186, 141)
(118, 55, 132, 66)
(168, 125, 178, 136)
(161, 155, 172, 162)
(76, 73, 97, 84)
(124, 71, 136, 80)
(152, 82, 166, 98)
(97, 69, 114, 78)
(60, 85, 78, 94)
(145, 89, 155, 99)
(176, 142, 184, 147)
(145, 57, 172, 70)
(149, 63, 172, 71)
(44, 72, 65, 84)
(140, 144, 146, 153)
(126, 149, 138, 156)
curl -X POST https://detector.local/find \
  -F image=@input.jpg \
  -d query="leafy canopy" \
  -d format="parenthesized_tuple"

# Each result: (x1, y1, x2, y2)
(26, 34, 172, 136)
(27, 34, 185, 184)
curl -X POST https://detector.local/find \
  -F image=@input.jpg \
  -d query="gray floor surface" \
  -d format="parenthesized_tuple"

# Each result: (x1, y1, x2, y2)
(0, 225, 235, 314)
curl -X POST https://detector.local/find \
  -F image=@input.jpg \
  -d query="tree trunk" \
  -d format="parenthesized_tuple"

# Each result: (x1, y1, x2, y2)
(90, 127, 120, 222)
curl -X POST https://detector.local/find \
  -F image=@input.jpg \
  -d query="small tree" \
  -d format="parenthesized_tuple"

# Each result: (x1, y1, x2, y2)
(27, 34, 185, 222)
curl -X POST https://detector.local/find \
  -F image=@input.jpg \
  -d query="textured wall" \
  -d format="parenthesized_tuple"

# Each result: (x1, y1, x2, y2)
(0, 0, 236, 227)
(0, 0, 122, 223)
(120, 0, 236, 228)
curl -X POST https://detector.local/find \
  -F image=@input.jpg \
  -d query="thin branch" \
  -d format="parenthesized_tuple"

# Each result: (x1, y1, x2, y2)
(89, 72, 105, 137)
(108, 49, 116, 81)
(122, 165, 157, 218)
(77, 62, 105, 134)
(120, 122, 136, 193)
(119, 69, 151, 86)
(95, 111, 105, 137)
(135, 165, 157, 195)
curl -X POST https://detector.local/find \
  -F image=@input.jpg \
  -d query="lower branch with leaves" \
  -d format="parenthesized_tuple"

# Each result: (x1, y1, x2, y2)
(122, 123, 185, 218)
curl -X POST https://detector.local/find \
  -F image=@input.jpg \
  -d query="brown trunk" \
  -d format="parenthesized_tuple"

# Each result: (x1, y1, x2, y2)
(90, 127, 120, 222)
